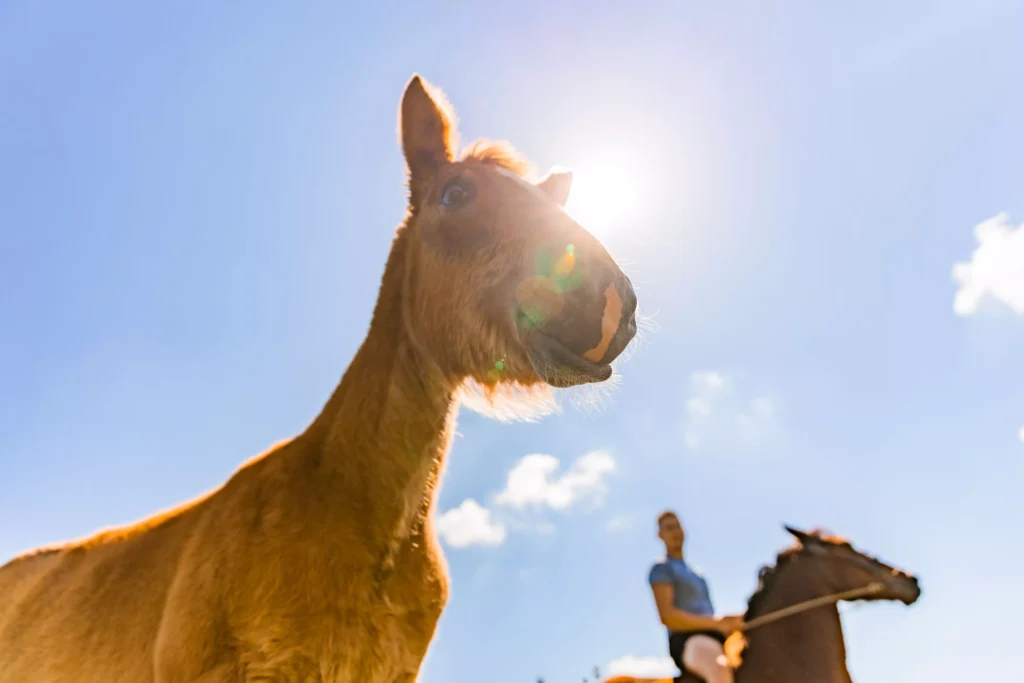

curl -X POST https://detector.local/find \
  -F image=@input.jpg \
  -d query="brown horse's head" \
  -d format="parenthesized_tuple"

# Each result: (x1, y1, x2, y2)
(395, 75, 637, 394)
(719, 525, 921, 677)
(780, 525, 921, 605)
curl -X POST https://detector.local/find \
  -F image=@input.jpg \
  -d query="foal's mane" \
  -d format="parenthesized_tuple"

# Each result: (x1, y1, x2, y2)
(459, 139, 534, 179)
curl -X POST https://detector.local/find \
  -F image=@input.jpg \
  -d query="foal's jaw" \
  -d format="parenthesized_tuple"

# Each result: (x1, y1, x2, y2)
(522, 326, 616, 386)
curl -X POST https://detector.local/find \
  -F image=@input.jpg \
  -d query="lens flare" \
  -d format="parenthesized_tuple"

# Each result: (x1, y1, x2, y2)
(563, 165, 637, 237)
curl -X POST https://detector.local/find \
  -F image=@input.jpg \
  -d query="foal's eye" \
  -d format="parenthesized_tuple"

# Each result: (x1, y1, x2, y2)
(440, 179, 472, 210)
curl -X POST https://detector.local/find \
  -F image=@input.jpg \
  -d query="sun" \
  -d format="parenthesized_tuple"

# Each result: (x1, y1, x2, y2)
(562, 163, 638, 238)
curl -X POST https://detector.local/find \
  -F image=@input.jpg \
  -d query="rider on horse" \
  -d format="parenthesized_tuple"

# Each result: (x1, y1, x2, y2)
(648, 511, 743, 683)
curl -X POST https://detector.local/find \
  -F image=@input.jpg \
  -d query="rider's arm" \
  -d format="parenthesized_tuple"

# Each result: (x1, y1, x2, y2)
(650, 582, 722, 632)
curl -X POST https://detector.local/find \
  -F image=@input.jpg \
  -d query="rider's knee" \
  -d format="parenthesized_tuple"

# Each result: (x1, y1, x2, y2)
(681, 637, 732, 683)
(706, 663, 732, 683)
(691, 659, 731, 683)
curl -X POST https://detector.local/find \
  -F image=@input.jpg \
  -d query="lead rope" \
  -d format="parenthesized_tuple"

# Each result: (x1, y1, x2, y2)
(738, 582, 885, 632)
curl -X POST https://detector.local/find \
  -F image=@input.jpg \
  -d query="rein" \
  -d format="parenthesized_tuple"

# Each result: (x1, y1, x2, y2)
(739, 582, 884, 632)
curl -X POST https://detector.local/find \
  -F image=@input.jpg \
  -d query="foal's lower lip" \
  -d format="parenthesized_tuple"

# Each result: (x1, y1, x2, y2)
(526, 329, 613, 384)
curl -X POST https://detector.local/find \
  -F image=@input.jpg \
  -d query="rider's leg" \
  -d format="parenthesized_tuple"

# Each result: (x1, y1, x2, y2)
(681, 634, 732, 683)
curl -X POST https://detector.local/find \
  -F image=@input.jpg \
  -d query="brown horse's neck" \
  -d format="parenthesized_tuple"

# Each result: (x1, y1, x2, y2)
(736, 564, 852, 683)
(302, 225, 457, 553)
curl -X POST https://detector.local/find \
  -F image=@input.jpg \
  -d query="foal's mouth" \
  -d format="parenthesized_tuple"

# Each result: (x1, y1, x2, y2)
(523, 329, 614, 387)
(518, 311, 638, 388)
(513, 277, 638, 387)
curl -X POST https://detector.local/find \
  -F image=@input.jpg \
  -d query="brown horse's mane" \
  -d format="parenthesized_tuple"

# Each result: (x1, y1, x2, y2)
(743, 528, 851, 620)
(723, 528, 855, 667)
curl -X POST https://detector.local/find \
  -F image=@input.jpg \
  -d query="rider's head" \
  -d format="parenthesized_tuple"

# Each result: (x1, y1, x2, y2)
(657, 510, 685, 556)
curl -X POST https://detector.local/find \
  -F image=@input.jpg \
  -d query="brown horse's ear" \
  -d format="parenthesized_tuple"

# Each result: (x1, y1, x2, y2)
(537, 169, 573, 207)
(783, 524, 812, 545)
(399, 74, 458, 207)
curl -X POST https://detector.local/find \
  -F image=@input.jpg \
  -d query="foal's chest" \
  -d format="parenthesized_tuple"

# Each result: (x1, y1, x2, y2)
(238, 538, 449, 683)
(327, 541, 449, 682)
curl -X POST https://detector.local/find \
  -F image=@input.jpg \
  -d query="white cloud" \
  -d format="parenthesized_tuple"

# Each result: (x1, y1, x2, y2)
(1018, 426, 1024, 444)
(686, 396, 712, 419)
(494, 450, 615, 510)
(605, 655, 679, 679)
(736, 396, 776, 435)
(533, 520, 558, 535)
(682, 371, 780, 451)
(436, 449, 616, 549)
(952, 212, 1024, 316)
(683, 371, 728, 448)
(692, 370, 726, 392)
(436, 499, 506, 548)
(605, 515, 633, 533)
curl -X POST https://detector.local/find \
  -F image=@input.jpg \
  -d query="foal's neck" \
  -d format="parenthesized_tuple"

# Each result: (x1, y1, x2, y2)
(301, 227, 457, 553)
(737, 566, 852, 683)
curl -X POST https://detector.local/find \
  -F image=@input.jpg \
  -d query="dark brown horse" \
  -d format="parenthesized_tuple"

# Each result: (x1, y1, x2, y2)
(605, 525, 921, 683)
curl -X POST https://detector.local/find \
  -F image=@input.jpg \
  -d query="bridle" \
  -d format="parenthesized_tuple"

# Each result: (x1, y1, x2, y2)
(739, 581, 885, 632)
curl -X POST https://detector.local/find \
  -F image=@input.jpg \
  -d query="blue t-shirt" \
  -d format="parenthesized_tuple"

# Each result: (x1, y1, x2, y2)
(648, 557, 715, 632)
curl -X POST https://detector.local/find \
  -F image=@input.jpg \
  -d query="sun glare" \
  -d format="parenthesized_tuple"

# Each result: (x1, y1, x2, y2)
(562, 164, 638, 238)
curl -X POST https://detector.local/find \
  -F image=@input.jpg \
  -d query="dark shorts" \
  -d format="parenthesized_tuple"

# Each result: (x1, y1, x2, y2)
(669, 630, 727, 677)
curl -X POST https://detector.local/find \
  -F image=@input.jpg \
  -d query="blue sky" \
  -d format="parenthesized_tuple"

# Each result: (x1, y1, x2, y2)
(2, 1, 1023, 681)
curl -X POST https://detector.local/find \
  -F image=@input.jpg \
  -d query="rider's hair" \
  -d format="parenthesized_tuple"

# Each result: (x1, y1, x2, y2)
(656, 510, 678, 528)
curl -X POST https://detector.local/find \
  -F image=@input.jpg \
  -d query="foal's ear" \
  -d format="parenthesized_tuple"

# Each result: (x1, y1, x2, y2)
(537, 168, 574, 207)
(399, 74, 458, 206)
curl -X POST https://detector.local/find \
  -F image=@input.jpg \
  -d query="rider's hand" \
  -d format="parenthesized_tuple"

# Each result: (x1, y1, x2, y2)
(715, 614, 744, 634)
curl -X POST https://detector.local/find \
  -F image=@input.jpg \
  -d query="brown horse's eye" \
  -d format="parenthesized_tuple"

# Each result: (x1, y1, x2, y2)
(440, 179, 472, 210)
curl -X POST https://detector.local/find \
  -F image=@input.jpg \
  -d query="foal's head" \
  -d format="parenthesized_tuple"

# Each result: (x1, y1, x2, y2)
(394, 75, 638, 396)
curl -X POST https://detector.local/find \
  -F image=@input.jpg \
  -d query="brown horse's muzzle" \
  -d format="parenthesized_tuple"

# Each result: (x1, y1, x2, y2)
(515, 244, 637, 386)
(885, 572, 921, 605)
